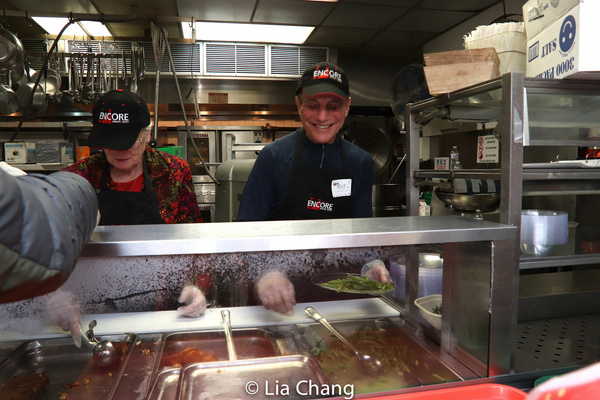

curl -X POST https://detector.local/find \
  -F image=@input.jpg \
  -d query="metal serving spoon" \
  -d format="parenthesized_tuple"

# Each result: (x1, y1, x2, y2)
(221, 309, 237, 361)
(304, 306, 385, 376)
(80, 320, 117, 367)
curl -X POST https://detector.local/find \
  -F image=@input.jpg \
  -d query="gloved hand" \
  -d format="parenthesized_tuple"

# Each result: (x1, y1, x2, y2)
(361, 259, 393, 284)
(255, 270, 296, 315)
(177, 284, 207, 317)
(46, 289, 82, 348)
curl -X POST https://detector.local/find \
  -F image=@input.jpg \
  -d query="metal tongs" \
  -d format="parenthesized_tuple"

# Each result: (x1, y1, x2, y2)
(80, 320, 117, 367)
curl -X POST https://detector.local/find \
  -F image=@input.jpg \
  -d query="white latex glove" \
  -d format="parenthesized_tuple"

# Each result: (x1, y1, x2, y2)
(177, 284, 207, 317)
(46, 289, 82, 348)
(361, 259, 393, 284)
(255, 270, 296, 315)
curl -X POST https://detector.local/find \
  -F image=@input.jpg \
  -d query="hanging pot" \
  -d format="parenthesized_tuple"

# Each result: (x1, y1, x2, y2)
(9, 64, 35, 89)
(0, 28, 24, 73)
(31, 68, 61, 97)
(0, 83, 18, 115)
(16, 81, 47, 118)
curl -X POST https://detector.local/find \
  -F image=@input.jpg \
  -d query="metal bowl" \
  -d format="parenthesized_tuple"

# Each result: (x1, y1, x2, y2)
(520, 243, 554, 256)
(520, 210, 568, 256)
(434, 191, 500, 212)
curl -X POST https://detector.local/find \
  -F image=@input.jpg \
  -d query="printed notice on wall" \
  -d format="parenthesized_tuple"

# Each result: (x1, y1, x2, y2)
(477, 134, 499, 163)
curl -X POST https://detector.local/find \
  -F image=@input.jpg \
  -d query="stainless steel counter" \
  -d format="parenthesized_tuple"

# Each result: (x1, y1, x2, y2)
(82, 215, 517, 257)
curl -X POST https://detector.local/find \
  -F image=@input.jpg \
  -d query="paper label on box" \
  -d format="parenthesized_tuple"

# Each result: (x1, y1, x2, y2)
(477, 135, 499, 163)
(523, 0, 581, 39)
(526, 6, 580, 79)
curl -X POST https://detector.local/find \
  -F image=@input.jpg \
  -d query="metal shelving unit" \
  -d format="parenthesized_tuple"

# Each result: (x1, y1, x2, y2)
(406, 71, 600, 374)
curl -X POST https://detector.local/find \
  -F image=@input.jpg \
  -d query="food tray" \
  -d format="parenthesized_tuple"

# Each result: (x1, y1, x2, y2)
(0, 334, 136, 400)
(295, 318, 461, 394)
(178, 355, 328, 400)
(147, 367, 181, 400)
(146, 329, 283, 399)
(157, 329, 279, 368)
(365, 383, 527, 400)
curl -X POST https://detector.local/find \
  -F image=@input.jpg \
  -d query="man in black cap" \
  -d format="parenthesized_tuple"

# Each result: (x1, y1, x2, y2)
(238, 62, 373, 222)
(237, 62, 390, 314)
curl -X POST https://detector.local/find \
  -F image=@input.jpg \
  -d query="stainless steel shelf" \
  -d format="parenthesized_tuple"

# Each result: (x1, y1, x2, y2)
(515, 313, 600, 373)
(520, 253, 600, 269)
(414, 168, 600, 196)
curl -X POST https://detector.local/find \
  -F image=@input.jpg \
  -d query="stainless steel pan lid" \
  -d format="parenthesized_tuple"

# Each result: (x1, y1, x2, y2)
(0, 27, 23, 73)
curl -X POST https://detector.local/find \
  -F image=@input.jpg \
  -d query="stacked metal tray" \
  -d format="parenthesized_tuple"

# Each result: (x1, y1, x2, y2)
(146, 328, 328, 400)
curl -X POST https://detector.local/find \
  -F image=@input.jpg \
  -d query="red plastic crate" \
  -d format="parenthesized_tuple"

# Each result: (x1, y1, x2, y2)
(364, 383, 527, 400)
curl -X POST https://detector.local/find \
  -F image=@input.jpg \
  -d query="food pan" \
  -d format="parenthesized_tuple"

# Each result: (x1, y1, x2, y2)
(157, 329, 279, 369)
(294, 318, 461, 395)
(178, 355, 328, 400)
(0, 334, 135, 400)
(147, 367, 181, 400)
(145, 328, 282, 399)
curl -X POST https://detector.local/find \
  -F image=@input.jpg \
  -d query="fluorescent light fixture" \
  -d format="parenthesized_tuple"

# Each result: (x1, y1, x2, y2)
(183, 22, 314, 44)
(80, 21, 112, 37)
(32, 16, 112, 37)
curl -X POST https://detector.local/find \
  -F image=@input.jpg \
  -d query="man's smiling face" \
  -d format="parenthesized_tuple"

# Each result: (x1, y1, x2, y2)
(296, 93, 350, 144)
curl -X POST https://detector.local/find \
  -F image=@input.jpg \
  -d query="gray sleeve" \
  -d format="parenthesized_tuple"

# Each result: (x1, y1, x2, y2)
(0, 169, 98, 274)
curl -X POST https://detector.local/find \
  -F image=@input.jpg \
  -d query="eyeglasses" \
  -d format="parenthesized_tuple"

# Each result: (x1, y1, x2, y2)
(130, 138, 145, 150)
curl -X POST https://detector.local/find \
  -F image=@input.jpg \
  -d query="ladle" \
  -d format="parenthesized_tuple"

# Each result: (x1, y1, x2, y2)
(80, 320, 117, 368)
(304, 306, 385, 376)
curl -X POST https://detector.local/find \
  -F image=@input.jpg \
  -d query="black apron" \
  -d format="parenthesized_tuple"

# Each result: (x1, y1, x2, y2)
(271, 129, 353, 220)
(97, 156, 164, 225)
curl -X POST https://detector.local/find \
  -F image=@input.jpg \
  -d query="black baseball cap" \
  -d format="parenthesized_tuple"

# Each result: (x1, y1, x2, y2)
(295, 62, 350, 101)
(88, 90, 151, 150)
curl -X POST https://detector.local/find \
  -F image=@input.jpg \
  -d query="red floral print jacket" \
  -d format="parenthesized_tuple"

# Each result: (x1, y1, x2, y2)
(63, 148, 201, 224)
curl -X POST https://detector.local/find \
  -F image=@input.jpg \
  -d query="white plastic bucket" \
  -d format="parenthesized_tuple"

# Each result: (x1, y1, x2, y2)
(390, 254, 443, 301)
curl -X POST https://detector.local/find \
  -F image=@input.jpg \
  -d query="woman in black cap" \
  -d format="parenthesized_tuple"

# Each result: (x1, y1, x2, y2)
(64, 89, 201, 226)
(62, 90, 206, 321)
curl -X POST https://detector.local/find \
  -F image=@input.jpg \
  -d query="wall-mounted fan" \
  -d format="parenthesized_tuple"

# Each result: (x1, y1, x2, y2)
(390, 63, 431, 123)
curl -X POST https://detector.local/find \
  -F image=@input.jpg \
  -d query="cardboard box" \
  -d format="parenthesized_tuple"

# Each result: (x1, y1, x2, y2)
(423, 48, 501, 95)
(526, 2, 600, 79)
(522, 0, 581, 39)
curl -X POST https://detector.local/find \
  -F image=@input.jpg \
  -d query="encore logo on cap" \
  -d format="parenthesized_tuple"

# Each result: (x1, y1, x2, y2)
(98, 110, 131, 124)
(313, 66, 343, 84)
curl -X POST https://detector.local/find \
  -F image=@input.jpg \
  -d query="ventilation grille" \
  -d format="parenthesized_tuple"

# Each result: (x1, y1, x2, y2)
(25, 40, 328, 79)
(21, 39, 48, 70)
(270, 46, 328, 76)
(205, 43, 266, 76)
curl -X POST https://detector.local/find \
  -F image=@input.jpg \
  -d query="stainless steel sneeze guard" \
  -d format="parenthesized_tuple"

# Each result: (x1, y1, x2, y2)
(82, 216, 517, 257)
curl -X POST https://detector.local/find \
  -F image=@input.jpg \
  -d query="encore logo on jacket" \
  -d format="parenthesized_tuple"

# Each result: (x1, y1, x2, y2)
(98, 110, 130, 124)
(307, 197, 333, 212)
